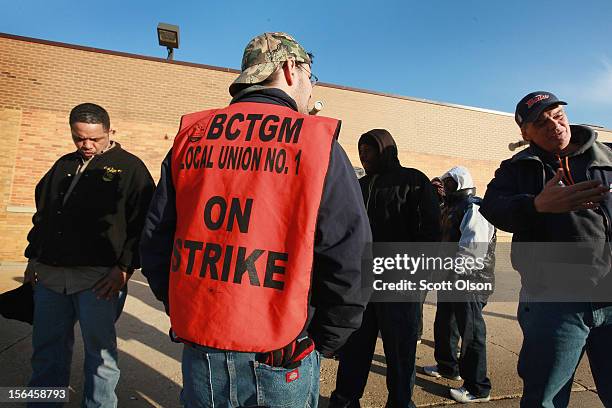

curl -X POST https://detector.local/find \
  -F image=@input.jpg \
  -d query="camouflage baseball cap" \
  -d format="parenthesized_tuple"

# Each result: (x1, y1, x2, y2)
(229, 32, 312, 96)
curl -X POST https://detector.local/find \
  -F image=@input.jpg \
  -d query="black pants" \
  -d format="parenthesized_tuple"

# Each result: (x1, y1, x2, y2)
(433, 295, 491, 397)
(331, 302, 419, 408)
(417, 300, 424, 339)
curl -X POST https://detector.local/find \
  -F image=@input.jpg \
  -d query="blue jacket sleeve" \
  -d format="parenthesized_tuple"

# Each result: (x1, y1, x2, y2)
(480, 159, 538, 233)
(140, 150, 176, 304)
(308, 141, 372, 356)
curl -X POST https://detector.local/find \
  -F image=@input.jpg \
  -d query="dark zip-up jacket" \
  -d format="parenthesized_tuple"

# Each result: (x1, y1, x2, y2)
(140, 88, 372, 356)
(25, 143, 155, 269)
(481, 125, 612, 295)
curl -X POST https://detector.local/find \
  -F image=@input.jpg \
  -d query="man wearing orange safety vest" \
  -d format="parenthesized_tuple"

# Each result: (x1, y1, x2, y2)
(140, 32, 371, 407)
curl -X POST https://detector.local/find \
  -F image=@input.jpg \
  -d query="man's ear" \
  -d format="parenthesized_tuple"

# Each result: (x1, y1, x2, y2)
(282, 59, 296, 86)
(520, 125, 530, 141)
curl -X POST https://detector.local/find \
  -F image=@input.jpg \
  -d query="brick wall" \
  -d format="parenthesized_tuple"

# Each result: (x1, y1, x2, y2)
(1, 33, 611, 262)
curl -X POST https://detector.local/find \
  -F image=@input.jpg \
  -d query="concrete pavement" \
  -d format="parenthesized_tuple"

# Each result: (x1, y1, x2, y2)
(0, 263, 604, 407)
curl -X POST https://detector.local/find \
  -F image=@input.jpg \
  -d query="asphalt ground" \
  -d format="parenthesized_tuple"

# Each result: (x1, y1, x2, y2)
(0, 264, 604, 407)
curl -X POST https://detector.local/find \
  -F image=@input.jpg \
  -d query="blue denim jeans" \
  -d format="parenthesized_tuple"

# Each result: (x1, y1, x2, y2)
(181, 343, 320, 408)
(28, 283, 127, 408)
(517, 301, 612, 408)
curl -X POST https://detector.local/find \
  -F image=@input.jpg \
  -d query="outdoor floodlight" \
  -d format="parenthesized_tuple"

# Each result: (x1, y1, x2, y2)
(309, 100, 324, 115)
(157, 23, 180, 60)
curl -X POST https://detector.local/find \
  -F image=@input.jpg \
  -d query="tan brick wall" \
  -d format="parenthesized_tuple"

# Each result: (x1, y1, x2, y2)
(1, 34, 611, 262)
(0, 107, 29, 262)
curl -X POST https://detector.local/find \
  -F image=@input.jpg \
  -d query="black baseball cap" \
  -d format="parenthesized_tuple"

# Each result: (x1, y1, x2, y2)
(515, 91, 567, 127)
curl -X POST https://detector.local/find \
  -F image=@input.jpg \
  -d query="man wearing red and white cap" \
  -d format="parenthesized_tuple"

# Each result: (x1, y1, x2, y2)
(481, 92, 612, 407)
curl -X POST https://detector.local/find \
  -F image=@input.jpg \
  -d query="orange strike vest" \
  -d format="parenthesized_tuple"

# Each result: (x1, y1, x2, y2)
(169, 102, 340, 352)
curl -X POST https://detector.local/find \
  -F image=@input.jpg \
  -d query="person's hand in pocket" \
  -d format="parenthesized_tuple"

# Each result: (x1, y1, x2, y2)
(256, 337, 315, 369)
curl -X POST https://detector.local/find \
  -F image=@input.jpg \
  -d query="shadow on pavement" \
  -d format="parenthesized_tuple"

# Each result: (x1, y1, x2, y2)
(1, 272, 184, 407)
(424, 300, 517, 321)
(371, 354, 452, 400)
(414, 365, 457, 400)
(318, 395, 331, 407)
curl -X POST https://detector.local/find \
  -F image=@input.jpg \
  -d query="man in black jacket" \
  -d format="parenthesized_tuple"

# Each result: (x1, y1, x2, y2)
(330, 129, 441, 408)
(24, 103, 155, 407)
(481, 91, 612, 407)
(140, 32, 371, 408)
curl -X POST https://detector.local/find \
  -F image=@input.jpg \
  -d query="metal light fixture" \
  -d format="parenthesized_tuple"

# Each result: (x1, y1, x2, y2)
(157, 23, 180, 60)
(508, 140, 529, 151)
(309, 100, 324, 115)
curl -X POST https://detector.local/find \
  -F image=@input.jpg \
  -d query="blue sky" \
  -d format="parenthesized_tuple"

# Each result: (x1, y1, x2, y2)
(2, 0, 612, 128)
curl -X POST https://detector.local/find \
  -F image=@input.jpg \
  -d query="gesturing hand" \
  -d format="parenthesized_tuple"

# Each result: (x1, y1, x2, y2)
(534, 169, 609, 213)
(93, 265, 130, 300)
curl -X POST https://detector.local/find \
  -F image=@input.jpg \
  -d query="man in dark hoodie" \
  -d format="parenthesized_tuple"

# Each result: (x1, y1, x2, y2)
(330, 129, 441, 408)
(423, 166, 496, 404)
(140, 32, 371, 407)
(481, 92, 612, 407)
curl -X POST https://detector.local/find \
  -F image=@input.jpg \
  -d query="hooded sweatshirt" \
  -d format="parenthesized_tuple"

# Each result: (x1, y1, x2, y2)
(440, 167, 496, 289)
(441, 166, 475, 192)
(358, 129, 441, 242)
(481, 125, 612, 298)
